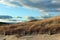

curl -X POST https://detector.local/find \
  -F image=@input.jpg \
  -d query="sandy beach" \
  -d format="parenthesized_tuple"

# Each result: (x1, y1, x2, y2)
(0, 34, 60, 40)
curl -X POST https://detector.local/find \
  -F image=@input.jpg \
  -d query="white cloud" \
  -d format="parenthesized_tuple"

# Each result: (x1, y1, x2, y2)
(52, 0, 60, 3)
(0, 0, 60, 12)
(29, 0, 40, 3)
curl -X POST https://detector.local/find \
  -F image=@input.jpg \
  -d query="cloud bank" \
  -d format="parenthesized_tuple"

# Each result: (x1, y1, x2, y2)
(0, 0, 60, 12)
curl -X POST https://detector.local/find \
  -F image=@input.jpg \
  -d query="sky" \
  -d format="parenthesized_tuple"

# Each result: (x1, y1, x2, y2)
(0, 4, 41, 20)
(0, 0, 60, 20)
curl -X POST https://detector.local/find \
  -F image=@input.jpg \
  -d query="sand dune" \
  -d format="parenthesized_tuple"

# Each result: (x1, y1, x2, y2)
(0, 34, 60, 40)
(0, 16, 60, 40)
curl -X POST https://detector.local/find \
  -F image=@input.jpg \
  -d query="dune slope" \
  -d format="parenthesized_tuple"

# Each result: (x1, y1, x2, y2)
(0, 16, 60, 35)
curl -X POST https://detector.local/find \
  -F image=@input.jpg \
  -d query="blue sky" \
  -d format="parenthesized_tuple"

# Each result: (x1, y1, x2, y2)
(0, 0, 60, 20)
(0, 4, 40, 17)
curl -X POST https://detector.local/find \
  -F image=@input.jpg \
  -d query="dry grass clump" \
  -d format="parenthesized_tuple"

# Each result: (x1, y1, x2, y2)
(0, 16, 60, 36)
